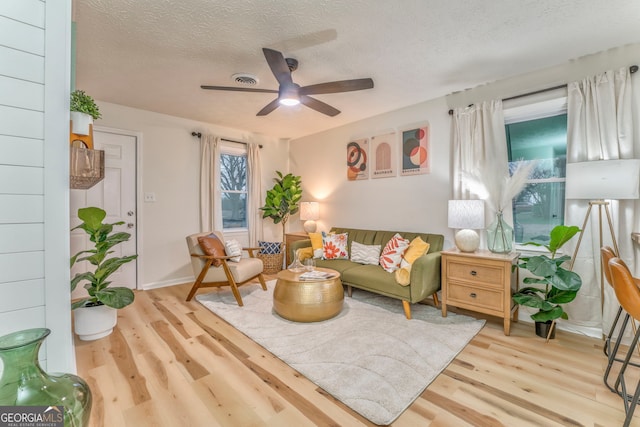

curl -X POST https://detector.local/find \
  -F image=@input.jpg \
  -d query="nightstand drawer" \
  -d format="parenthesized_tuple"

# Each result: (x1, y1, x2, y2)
(447, 261, 504, 287)
(447, 282, 503, 312)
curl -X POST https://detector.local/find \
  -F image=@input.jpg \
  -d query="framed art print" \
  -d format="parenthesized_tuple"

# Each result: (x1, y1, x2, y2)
(371, 131, 397, 179)
(400, 124, 430, 176)
(347, 138, 369, 180)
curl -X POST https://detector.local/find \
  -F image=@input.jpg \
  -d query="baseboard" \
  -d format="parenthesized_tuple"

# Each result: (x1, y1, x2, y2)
(142, 276, 193, 291)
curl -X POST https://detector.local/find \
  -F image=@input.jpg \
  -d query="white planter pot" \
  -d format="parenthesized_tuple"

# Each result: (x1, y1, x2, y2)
(70, 111, 93, 136)
(74, 304, 117, 341)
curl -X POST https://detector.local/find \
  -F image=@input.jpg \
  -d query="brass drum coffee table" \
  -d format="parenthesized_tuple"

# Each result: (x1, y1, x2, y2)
(273, 267, 344, 322)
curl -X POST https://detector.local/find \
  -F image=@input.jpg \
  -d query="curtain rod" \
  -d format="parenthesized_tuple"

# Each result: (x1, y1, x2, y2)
(191, 131, 262, 148)
(447, 64, 639, 115)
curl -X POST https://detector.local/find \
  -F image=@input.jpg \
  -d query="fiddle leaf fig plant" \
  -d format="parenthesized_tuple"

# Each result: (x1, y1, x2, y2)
(70, 207, 137, 310)
(512, 224, 582, 322)
(70, 89, 102, 120)
(260, 171, 302, 243)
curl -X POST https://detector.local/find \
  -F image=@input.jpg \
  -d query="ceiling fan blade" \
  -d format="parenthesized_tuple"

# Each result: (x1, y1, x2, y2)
(300, 78, 374, 96)
(201, 85, 278, 93)
(256, 98, 281, 116)
(300, 95, 340, 117)
(262, 48, 293, 86)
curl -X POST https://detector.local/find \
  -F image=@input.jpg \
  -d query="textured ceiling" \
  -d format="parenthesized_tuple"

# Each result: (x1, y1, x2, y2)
(74, 0, 640, 140)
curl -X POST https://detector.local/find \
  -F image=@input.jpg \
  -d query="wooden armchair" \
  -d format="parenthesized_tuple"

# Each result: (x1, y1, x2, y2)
(185, 231, 267, 304)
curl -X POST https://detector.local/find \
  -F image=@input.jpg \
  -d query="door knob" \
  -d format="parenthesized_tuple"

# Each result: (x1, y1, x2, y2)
(127, 223, 134, 228)
(127, 211, 134, 216)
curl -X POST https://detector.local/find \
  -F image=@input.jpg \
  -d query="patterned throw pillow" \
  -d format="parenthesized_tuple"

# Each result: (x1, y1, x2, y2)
(197, 234, 226, 267)
(224, 239, 242, 262)
(379, 233, 410, 273)
(322, 232, 349, 260)
(258, 241, 282, 255)
(350, 241, 381, 265)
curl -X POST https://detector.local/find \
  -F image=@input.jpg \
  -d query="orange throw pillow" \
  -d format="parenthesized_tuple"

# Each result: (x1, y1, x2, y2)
(198, 234, 226, 267)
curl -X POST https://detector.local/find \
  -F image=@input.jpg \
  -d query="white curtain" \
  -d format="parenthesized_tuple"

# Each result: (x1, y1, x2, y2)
(199, 134, 221, 232)
(565, 67, 640, 335)
(247, 143, 263, 246)
(451, 100, 510, 225)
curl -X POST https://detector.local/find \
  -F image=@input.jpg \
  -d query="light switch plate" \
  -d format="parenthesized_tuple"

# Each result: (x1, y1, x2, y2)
(144, 192, 156, 202)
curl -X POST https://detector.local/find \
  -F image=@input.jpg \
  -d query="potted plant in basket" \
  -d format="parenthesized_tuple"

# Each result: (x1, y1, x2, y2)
(70, 89, 101, 135)
(512, 224, 582, 340)
(71, 207, 137, 340)
(259, 171, 302, 271)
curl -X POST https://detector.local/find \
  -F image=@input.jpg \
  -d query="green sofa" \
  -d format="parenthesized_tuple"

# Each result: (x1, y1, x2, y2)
(289, 227, 444, 319)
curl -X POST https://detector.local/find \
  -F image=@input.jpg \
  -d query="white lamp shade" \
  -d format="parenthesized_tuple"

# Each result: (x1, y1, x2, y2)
(565, 159, 640, 200)
(300, 202, 320, 221)
(448, 200, 485, 229)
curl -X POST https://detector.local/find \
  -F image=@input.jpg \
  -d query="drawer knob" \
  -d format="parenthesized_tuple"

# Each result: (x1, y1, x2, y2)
(469, 293, 477, 298)
(470, 270, 477, 276)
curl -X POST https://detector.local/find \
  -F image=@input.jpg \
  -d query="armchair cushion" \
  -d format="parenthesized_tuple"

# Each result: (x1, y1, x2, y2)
(198, 234, 226, 267)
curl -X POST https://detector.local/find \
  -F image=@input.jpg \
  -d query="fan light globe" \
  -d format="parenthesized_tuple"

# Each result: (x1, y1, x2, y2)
(279, 98, 300, 106)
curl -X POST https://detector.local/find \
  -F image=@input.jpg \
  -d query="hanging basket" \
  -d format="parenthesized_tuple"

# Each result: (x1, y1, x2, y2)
(257, 244, 284, 274)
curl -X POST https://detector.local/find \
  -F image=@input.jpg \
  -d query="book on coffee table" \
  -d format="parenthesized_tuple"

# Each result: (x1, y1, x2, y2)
(298, 270, 334, 280)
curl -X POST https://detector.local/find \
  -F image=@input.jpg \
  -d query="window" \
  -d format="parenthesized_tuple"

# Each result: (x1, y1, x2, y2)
(220, 144, 247, 229)
(505, 96, 567, 245)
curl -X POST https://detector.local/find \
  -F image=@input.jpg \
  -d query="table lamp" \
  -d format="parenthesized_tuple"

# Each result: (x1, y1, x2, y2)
(448, 200, 485, 252)
(300, 202, 320, 233)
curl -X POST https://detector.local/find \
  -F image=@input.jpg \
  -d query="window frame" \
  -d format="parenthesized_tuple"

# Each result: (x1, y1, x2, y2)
(219, 142, 248, 232)
(503, 90, 568, 250)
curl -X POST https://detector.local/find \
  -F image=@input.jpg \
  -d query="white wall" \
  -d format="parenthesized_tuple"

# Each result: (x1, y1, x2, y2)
(290, 44, 640, 245)
(0, 0, 74, 372)
(289, 97, 453, 243)
(289, 44, 640, 338)
(94, 102, 289, 289)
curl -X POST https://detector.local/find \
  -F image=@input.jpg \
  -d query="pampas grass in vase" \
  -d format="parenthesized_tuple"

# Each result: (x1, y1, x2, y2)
(462, 160, 535, 253)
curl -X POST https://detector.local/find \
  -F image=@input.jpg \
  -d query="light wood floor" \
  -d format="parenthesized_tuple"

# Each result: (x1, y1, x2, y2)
(75, 278, 640, 426)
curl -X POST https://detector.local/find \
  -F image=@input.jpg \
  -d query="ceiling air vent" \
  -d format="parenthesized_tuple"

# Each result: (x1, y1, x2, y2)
(232, 73, 258, 86)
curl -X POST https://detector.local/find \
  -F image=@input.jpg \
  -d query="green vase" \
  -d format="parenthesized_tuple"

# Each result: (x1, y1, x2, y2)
(0, 328, 92, 426)
(487, 212, 514, 254)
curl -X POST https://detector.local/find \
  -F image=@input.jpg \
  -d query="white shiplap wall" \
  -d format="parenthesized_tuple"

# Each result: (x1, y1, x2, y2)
(0, 0, 74, 372)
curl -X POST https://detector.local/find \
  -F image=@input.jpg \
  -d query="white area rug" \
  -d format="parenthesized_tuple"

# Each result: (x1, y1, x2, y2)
(196, 280, 485, 425)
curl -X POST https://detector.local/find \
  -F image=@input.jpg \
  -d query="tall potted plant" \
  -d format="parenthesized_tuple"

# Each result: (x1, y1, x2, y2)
(70, 89, 101, 135)
(259, 171, 302, 272)
(260, 171, 303, 244)
(512, 224, 582, 339)
(71, 207, 137, 340)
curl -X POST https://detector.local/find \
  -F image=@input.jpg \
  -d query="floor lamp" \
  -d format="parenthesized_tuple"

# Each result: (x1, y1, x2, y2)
(566, 159, 640, 315)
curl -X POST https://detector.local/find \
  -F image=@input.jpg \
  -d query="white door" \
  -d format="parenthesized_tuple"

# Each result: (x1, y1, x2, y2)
(71, 128, 138, 297)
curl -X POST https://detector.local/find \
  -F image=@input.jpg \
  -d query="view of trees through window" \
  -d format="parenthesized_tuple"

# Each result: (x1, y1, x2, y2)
(506, 113, 567, 244)
(220, 153, 247, 229)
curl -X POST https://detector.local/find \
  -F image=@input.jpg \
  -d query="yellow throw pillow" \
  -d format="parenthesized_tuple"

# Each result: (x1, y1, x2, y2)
(395, 266, 411, 286)
(395, 237, 430, 286)
(308, 232, 324, 259)
(308, 232, 323, 250)
(403, 237, 430, 265)
(296, 247, 313, 261)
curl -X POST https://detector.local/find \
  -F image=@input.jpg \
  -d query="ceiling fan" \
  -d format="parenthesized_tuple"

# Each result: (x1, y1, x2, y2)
(201, 48, 374, 117)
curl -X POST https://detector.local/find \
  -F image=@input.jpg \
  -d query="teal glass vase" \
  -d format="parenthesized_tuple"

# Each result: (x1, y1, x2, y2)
(0, 328, 92, 427)
(487, 212, 514, 254)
